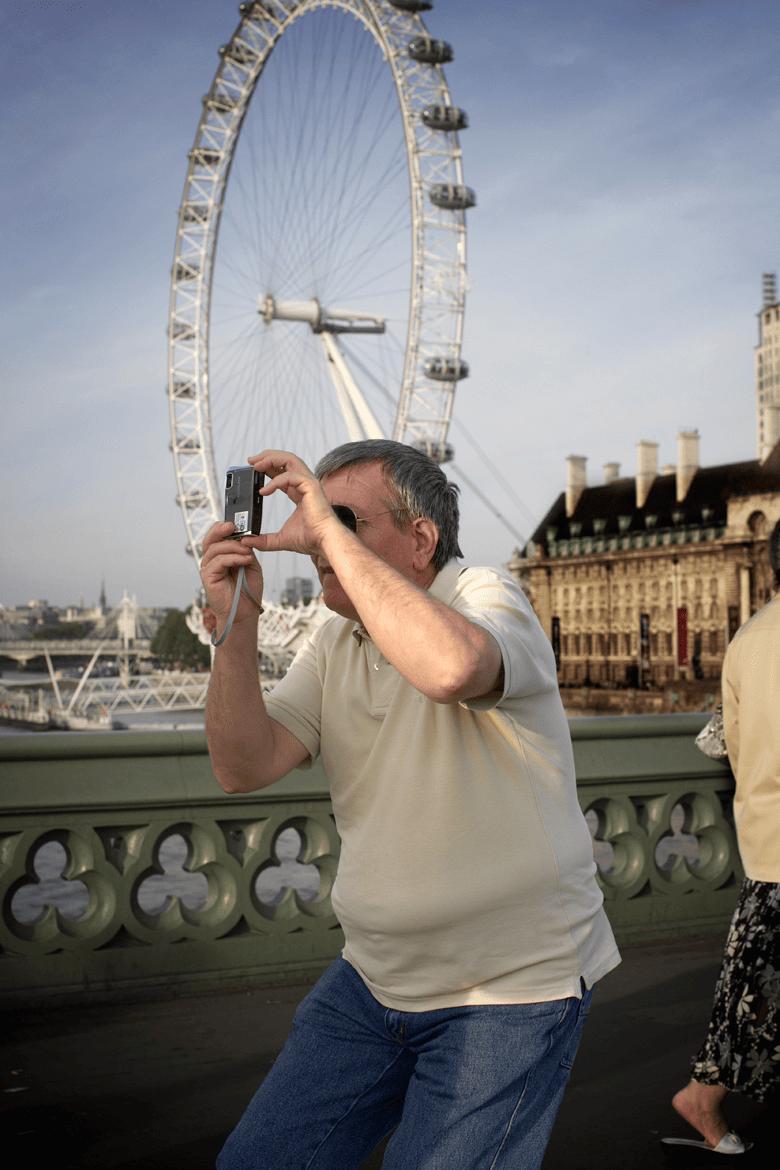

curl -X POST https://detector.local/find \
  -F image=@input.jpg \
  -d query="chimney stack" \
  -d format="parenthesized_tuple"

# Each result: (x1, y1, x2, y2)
(762, 405, 780, 462)
(565, 455, 587, 517)
(603, 461, 621, 484)
(635, 440, 658, 509)
(676, 429, 700, 502)
(763, 272, 777, 309)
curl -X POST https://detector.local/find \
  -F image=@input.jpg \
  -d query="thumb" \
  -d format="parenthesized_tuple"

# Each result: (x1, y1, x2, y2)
(250, 531, 286, 553)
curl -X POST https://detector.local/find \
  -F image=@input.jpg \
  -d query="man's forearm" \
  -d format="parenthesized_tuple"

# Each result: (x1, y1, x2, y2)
(321, 530, 500, 702)
(205, 622, 278, 792)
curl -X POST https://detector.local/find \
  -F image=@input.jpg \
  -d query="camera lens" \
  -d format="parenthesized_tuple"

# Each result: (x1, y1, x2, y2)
(226, 473, 233, 488)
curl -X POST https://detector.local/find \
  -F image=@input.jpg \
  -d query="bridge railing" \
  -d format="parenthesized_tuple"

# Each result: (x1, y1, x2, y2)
(0, 714, 738, 1003)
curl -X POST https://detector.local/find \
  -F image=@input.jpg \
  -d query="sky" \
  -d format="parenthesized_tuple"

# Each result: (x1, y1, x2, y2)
(2, 0, 779, 609)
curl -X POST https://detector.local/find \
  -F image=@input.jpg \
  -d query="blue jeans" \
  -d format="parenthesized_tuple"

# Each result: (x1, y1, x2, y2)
(217, 957, 592, 1170)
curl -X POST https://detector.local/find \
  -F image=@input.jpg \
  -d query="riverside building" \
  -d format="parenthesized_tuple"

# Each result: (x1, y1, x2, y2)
(510, 276, 780, 689)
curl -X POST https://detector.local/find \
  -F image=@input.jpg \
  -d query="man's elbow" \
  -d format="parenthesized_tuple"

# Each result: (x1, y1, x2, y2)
(428, 680, 469, 704)
(428, 649, 487, 704)
(213, 764, 272, 794)
(426, 638, 503, 704)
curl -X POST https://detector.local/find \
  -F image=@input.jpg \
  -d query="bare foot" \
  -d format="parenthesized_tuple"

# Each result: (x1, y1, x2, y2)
(672, 1081, 729, 1148)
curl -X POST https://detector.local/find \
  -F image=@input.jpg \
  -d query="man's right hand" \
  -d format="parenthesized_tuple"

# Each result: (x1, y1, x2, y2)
(200, 521, 264, 637)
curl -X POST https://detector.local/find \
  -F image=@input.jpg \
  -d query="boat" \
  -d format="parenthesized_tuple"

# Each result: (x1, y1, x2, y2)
(0, 688, 54, 731)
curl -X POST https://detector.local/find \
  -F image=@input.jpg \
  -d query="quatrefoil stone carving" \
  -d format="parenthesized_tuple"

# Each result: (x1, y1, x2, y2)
(11, 839, 89, 924)
(128, 822, 239, 939)
(1, 827, 118, 951)
(135, 833, 209, 915)
(247, 815, 338, 927)
(255, 826, 321, 906)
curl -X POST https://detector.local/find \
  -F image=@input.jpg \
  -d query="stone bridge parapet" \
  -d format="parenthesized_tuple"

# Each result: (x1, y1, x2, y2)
(0, 714, 738, 1004)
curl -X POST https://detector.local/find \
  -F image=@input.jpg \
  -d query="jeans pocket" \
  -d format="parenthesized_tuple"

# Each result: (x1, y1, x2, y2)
(559, 986, 592, 1071)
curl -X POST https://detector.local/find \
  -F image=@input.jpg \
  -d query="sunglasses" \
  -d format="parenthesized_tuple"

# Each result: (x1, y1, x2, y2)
(332, 504, 406, 533)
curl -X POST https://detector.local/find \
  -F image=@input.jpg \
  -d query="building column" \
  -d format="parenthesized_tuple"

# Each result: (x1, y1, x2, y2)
(739, 564, 751, 625)
(671, 557, 680, 679)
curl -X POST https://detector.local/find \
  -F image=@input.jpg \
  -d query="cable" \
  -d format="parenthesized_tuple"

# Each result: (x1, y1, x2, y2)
(450, 462, 527, 547)
(450, 416, 540, 530)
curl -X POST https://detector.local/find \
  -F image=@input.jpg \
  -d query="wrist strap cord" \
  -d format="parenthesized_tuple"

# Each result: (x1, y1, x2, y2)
(211, 565, 264, 647)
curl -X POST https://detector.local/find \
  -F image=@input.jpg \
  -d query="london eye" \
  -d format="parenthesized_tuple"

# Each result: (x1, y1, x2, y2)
(167, 0, 474, 597)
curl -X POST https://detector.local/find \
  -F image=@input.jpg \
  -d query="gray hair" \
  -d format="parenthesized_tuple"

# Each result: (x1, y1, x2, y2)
(315, 440, 462, 570)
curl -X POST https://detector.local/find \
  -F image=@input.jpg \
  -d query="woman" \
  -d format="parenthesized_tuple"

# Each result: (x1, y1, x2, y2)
(665, 521, 780, 1154)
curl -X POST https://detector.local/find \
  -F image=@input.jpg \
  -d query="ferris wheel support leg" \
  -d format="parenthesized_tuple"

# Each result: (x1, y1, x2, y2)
(320, 332, 386, 443)
(43, 648, 64, 710)
(66, 642, 108, 713)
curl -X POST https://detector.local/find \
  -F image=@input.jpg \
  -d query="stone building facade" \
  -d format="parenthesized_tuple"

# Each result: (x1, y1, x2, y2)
(510, 277, 780, 689)
(757, 272, 780, 461)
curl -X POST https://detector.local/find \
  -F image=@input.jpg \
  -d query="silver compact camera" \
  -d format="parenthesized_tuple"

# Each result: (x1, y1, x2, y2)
(224, 465, 264, 538)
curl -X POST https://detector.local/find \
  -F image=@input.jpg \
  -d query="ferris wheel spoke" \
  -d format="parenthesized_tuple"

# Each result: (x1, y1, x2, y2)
(315, 67, 391, 279)
(277, 160, 410, 308)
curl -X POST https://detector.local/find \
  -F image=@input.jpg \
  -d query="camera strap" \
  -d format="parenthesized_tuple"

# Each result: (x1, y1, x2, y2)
(211, 565, 263, 647)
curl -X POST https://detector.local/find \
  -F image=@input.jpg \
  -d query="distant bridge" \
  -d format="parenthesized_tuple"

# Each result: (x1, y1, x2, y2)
(0, 640, 152, 666)
(1, 591, 159, 668)
(77, 672, 208, 713)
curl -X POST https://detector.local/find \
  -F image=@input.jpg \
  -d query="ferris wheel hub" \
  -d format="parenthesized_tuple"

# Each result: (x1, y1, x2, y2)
(260, 295, 385, 335)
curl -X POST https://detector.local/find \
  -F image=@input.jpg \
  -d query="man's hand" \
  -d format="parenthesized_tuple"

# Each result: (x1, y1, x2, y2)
(200, 521, 264, 634)
(241, 450, 341, 557)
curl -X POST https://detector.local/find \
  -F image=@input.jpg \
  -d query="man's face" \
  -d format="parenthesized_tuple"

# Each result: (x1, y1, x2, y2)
(314, 461, 427, 621)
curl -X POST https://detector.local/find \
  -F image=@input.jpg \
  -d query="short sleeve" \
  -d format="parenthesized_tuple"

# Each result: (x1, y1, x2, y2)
(264, 631, 323, 762)
(451, 568, 559, 710)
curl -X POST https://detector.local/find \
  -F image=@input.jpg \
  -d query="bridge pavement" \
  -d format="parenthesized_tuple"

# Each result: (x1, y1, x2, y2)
(2, 933, 770, 1169)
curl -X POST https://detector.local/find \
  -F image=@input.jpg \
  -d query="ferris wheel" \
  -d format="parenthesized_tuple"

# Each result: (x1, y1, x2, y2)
(167, 0, 475, 581)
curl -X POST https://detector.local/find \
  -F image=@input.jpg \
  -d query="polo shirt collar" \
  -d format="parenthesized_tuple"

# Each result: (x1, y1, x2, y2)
(351, 558, 463, 644)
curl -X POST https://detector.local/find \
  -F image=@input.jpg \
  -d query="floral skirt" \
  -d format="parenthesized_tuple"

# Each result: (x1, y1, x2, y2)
(691, 878, 780, 1101)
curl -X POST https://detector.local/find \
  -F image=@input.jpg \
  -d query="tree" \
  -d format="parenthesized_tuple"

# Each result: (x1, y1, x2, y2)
(150, 609, 209, 670)
(32, 622, 91, 640)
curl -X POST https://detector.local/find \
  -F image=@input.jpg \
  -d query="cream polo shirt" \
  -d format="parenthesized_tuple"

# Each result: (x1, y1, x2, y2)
(265, 560, 620, 1011)
(722, 595, 780, 883)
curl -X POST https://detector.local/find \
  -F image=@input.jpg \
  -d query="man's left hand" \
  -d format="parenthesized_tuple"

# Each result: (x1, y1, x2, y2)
(241, 450, 340, 557)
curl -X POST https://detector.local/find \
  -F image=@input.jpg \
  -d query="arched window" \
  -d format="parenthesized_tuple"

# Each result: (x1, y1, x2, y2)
(748, 510, 768, 536)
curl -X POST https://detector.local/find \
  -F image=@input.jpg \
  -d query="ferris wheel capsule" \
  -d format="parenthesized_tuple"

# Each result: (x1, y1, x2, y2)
(424, 357, 470, 381)
(219, 41, 260, 65)
(188, 147, 222, 168)
(389, 1, 433, 11)
(421, 105, 469, 132)
(411, 439, 455, 464)
(408, 36, 453, 64)
(429, 183, 477, 210)
(203, 91, 239, 114)
(171, 380, 196, 399)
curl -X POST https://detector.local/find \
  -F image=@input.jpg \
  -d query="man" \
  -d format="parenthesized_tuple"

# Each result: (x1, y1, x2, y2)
(202, 440, 620, 1170)
(668, 520, 780, 1151)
